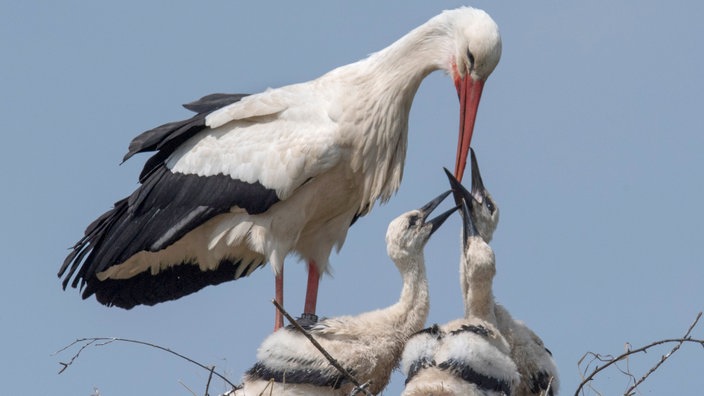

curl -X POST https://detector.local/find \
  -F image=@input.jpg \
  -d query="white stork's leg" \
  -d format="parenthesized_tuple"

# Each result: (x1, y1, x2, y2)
(274, 267, 284, 331)
(303, 260, 320, 315)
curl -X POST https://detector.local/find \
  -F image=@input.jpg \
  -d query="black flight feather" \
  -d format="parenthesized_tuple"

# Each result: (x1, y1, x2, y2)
(59, 93, 284, 309)
(123, 93, 249, 181)
(84, 258, 265, 309)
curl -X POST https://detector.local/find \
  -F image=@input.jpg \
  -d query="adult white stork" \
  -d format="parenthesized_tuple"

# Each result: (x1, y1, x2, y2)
(226, 191, 456, 396)
(58, 7, 502, 329)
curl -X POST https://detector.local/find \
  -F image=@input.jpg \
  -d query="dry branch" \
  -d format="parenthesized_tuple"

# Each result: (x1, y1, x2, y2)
(205, 365, 216, 396)
(55, 336, 238, 391)
(575, 311, 704, 396)
(272, 300, 374, 396)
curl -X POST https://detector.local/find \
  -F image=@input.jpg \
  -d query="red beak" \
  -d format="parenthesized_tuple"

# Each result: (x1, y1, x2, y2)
(454, 75, 485, 182)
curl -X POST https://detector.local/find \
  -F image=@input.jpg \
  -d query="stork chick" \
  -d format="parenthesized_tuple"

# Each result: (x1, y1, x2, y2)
(401, 189, 518, 396)
(228, 191, 456, 396)
(446, 151, 559, 396)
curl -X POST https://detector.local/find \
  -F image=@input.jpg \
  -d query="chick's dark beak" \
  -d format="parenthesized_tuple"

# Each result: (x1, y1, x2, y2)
(444, 165, 481, 249)
(461, 199, 480, 250)
(419, 190, 451, 218)
(444, 167, 474, 207)
(427, 205, 459, 237)
(418, 190, 457, 236)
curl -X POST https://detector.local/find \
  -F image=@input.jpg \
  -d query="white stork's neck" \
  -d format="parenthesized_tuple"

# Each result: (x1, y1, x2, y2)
(328, 15, 457, 212)
(461, 241, 497, 325)
(364, 16, 454, 89)
(386, 254, 430, 337)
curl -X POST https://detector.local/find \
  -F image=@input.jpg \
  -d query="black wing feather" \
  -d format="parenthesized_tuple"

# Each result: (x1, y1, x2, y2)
(84, 258, 265, 309)
(124, 93, 247, 160)
(123, 93, 248, 181)
(182, 93, 250, 113)
(59, 92, 283, 308)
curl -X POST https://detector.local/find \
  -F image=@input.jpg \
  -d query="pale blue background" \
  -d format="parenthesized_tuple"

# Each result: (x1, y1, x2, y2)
(2, 2, 703, 395)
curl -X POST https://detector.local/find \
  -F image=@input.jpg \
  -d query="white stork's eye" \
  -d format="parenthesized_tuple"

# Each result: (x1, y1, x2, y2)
(466, 49, 476, 71)
(408, 214, 420, 227)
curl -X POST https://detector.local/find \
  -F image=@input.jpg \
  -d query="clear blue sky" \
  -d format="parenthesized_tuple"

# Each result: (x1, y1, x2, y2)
(2, 2, 703, 395)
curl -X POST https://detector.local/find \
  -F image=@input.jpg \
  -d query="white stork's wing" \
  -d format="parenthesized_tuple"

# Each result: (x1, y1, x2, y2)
(206, 89, 290, 129)
(167, 86, 342, 200)
(124, 93, 249, 181)
(59, 88, 343, 308)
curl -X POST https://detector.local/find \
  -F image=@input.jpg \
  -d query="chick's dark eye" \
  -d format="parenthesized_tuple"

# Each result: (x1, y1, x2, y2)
(485, 200, 495, 214)
(466, 49, 475, 69)
(408, 214, 420, 227)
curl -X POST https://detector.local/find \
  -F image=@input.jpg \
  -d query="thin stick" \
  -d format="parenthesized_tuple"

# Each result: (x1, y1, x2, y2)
(575, 312, 703, 396)
(55, 338, 99, 374)
(348, 381, 372, 396)
(179, 380, 198, 396)
(625, 312, 702, 395)
(272, 300, 373, 396)
(55, 337, 238, 390)
(204, 365, 215, 396)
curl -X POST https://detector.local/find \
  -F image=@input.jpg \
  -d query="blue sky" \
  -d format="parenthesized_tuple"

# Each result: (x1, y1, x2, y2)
(2, 1, 703, 395)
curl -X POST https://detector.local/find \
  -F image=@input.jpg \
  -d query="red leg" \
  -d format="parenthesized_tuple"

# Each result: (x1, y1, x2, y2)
(274, 266, 284, 331)
(303, 260, 320, 315)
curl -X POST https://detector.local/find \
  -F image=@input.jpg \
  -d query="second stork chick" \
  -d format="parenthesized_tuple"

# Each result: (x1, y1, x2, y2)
(401, 178, 518, 396)
(447, 150, 559, 396)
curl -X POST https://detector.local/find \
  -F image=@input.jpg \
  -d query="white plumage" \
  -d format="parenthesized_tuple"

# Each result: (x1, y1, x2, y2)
(59, 7, 502, 329)
(401, 170, 518, 395)
(226, 192, 456, 395)
(402, 151, 559, 395)
(401, 319, 520, 396)
(495, 306, 559, 395)
(454, 153, 559, 396)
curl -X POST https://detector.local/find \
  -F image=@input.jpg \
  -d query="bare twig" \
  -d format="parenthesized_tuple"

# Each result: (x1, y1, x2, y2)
(575, 311, 704, 396)
(262, 378, 275, 396)
(55, 337, 238, 390)
(204, 365, 215, 396)
(54, 338, 100, 374)
(179, 380, 198, 396)
(272, 300, 374, 396)
(349, 381, 371, 396)
(624, 312, 702, 395)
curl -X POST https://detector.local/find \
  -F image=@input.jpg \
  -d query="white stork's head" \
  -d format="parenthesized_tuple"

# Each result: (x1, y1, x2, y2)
(386, 191, 456, 263)
(433, 7, 502, 181)
(445, 148, 499, 243)
(430, 7, 503, 82)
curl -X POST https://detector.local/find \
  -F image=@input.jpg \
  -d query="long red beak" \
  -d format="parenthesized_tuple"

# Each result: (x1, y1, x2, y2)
(454, 76, 485, 182)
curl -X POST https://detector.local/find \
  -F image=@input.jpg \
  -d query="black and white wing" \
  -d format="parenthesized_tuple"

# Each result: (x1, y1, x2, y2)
(59, 88, 342, 309)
